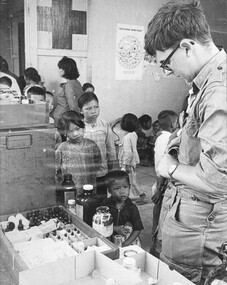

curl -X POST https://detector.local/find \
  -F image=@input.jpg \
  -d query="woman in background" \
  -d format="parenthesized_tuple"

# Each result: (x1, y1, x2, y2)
(52, 56, 83, 127)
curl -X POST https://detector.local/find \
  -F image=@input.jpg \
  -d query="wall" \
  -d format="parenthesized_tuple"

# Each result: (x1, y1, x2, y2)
(23, 0, 189, 122)
(89, 0, 189, 122)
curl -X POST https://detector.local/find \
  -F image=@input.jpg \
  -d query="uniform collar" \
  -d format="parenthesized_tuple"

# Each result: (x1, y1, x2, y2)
(193, 49, 226, 93)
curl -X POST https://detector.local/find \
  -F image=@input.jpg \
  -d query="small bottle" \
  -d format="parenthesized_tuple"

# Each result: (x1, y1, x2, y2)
(16, 213, 29, 229)
(76, 185, 100, 226)
(56, 174, 77, 206)
(123, 257, 136, 271)
(29, 217, 35, 227)
(123, 257, 141, 277)
(68, 199, 76, 214)
(18, 219, 24, 231)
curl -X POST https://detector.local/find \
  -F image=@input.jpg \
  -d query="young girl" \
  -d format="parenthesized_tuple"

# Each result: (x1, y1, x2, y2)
(118, 113, 147, 205)
(55, 110, 102, 195)
(78, 92, 117, 198)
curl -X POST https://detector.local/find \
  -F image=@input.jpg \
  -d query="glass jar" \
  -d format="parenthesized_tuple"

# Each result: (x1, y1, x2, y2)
(75, 185, 100, 226)
(56, 174, 77, 206)
(68, 199, 76, 214)
(204, 242, 227, 285)
(92, 206, 113, 238)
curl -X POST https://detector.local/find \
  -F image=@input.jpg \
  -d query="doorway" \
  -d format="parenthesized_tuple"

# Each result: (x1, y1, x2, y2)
(0, 0, 25, 76)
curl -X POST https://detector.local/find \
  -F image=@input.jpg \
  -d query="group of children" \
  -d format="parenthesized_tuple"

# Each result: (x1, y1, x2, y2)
(0, 59, 179, 247)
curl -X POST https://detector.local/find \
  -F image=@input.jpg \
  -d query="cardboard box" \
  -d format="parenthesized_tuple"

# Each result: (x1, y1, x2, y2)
(115, 247, 194, 285)
(19, 250, 142, 285)
(119, 244, 145, 258)
(80, 237, 112, 253)
(0, 206, 119, 284)
(0, 103, 49, 129)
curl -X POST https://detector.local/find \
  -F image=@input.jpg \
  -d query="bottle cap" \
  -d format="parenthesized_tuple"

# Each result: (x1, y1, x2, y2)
(83, 184, 93, 191)
(123, 257, 136, 269)
(68, 199, 75, 206)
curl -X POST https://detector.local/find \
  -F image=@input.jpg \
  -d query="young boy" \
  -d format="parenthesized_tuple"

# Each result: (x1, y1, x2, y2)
(150, 110, 178, 257)
(137, 114, 153, 166)
(0, 76, 19, 104)
(101, 170, 144, 247)
(82, 82, 95, 93)
(26, 85, 46, 103)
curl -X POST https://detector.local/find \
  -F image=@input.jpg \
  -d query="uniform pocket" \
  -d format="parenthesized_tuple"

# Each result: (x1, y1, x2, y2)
(162, 197, 204, 268)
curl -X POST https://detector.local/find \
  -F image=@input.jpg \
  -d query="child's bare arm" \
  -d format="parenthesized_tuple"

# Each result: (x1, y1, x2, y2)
(122, 230, 141, 247)
(113, 225, 130, 236)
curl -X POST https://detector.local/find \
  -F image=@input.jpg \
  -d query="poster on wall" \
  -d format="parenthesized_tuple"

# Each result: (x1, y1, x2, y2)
(115, 24, 144, 80)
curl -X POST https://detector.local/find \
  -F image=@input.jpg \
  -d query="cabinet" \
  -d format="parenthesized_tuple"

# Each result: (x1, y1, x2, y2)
(0, 126, 56, 215)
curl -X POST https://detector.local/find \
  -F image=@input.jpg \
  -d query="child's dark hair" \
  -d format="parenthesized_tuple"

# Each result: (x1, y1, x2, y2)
(58, 56, 80, 80)
(78, 92, 99, 109)
(153, 120, 159, 126)
(121, 113, 139, 132)
(158, 110, 177, 131)
(82, 82, 95, 92)
(105, 170, 130, 189)
(139, 114, 152, 128)
(24, 67, 41, 83)
(58, 110, 85, 132)
(0, 76, 12, 87)
(27, 86, 46, 100)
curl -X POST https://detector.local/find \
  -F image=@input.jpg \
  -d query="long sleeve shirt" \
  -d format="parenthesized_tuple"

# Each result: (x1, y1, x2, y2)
(177, 49, 227, 203)
(84, 118, 116, 177)
(52, 79, 83, 126)
(55, 138, 102, 194)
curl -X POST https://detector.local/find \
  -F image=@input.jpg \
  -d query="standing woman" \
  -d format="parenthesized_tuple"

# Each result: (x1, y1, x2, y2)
(52, 56, 83, 127)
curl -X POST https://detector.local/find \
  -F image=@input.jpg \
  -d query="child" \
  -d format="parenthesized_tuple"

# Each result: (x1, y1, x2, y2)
(101, 170, 144, 247)
(0, 76, 19, 104)
(26, 85, 46, 103)
(55, 110, 102, 195)
(0, 76, 12, 89)
(150, 110, 178, 257)
(82, 82, 95, 92)
(23, 67, 45, 99)
(118, 113, 147, 205)
(78, 92, 117, 199)
(150, 120, 161, 144)
(137, 114, 153, 166)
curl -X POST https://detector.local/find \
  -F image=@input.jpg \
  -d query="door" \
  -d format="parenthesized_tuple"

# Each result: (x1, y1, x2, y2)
(24, 0, 88, 94)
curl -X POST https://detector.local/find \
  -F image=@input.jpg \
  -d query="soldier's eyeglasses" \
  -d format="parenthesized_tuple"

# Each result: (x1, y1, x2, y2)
(160, 44, 180, 72)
